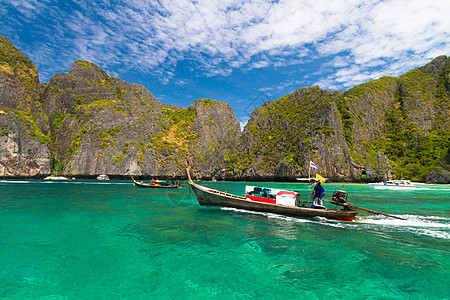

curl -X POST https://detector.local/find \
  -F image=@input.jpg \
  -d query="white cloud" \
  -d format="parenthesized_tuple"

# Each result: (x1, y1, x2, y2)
(1, 0, 448, 89)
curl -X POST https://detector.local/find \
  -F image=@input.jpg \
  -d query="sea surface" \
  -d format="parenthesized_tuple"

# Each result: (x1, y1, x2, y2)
(0, 179, 449, 299)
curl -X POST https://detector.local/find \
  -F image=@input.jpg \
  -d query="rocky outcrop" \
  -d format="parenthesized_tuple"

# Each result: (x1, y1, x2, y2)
(46, 61, 240, 178)
(0, 110, 51, 177)
(188, 99, 240, 178)
(231, 87, 359, 180)
(345, 56, 449, 182)
(0, 33, 241, 178)
(44, 60, 165, 176)
(362, 152, 392, 182)
(426, 169, 450, 184)
(0, 35, 40, 111)
(0, 34, 448, 181)
(224, 56, 449, 182)
(0, 35, 51, 177)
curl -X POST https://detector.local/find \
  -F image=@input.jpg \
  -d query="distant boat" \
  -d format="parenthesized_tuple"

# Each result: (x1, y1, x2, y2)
(132, 177, 181, 188)
(368, 180, 417, 190)
(97, 174, 110, 180)
(44, 176, 69, 181)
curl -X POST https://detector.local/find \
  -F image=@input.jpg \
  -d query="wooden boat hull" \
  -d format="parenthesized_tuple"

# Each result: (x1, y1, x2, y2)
(190, 182, 357, 221)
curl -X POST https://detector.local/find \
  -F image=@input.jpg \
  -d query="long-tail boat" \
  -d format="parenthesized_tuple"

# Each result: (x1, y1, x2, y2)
(132, 177, 181, 188)
(186, 169, 357, 221)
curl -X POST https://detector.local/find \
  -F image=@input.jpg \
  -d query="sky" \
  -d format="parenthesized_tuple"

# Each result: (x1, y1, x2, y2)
(1, 0, 449, 125)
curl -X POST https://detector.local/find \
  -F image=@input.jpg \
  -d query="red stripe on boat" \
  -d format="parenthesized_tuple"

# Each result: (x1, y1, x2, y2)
(245, 195, 276, 204)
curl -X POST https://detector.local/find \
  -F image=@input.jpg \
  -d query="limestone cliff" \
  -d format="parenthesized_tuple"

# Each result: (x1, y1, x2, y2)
(0, 35, 51, 177)
(0, 34, 240, 178)
(45, 61, 240, 178)
(225, 87, 359, 181)
(0, 111, 51, 177)
(188, 99, 240, 178)
(339, 56, 450, 182)
(0, 34, 448, 182)
(229, 56, 449, 182)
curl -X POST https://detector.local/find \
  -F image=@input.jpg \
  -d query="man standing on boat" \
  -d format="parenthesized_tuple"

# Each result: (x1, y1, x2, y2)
(312, 182, 326, 209)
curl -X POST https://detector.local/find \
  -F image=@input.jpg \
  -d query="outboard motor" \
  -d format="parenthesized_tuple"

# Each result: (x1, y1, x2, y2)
(332, 190, 348, 205)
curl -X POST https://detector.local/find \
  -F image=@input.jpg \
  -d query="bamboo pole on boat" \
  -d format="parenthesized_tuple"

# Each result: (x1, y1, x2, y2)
(349, 205, 406, 220)
(322, 199, 406, 220)
(307, 163, 311, 207)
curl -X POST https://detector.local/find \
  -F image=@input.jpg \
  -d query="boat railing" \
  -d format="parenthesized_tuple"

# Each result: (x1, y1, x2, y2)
(195, 183, 246, 200)
(220, 191, 245, 200)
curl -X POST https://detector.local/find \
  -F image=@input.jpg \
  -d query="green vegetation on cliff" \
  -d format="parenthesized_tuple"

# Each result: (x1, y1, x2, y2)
(13, 110, 50, 144)
(0, 34, 38, 85)
(151, 107, 197, 164)
(369, 64, 449, 180)
(226, 87, 339, 176)
(1, 33, 448, 181)
(373, 117, 448, 180)
(336, 57, 450, 181)
(227, 58, 449, 181)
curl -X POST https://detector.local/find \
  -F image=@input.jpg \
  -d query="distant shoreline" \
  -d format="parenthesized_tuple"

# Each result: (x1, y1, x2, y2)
(1, 176, 446, 184)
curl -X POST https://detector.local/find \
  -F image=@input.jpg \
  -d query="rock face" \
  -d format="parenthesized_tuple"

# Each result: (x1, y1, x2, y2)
(0, 34, 448, 182)
(225, 57, 449, 182)
(0, 35, 51, 177)
(0, 111, 51, 177)
(188, 99, 240, 178)
(0, 35, 40, 111)
(426, 169, 450, 184)
(341, 56, 450, 181)
(43, 60, 163, 176)
(227, 87, 358, 181)
(0, 34, 241, 179)
(44, 61, 240, 178)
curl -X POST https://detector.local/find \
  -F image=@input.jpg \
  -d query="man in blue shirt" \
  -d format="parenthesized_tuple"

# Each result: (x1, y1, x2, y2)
(312, 182, 326, 209)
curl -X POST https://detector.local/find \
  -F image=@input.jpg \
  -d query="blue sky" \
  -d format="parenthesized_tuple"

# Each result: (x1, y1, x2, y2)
(1, 0, 449, 125)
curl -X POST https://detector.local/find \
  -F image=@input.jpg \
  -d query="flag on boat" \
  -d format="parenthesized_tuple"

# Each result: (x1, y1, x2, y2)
(315, 174, 326, 184)
(310, 161, 318, 169)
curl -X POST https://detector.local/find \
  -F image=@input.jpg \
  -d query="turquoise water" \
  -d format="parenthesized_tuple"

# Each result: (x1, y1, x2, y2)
(0, 180, 449, 299)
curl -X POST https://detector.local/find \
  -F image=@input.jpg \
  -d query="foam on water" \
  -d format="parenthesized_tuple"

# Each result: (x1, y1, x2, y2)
(221, 207, 313, 224)
(371, 187, 417, 191)
(411, 187, 450, 191)
(354, 215, 450, 239)
(221, 207, 450, 239)
(359, 215, 450, 227)
(0, 180, 31, 184)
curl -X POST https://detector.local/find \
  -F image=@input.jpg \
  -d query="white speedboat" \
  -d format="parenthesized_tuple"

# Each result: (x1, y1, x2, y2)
(368, 180, 417, 190)
(97, 174, 110, 180)
(44, 176, 69, 181)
